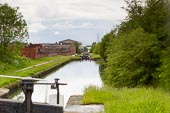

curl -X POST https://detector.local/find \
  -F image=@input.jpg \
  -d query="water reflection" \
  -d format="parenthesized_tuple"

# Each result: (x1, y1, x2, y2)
(13, 61, 102, 107)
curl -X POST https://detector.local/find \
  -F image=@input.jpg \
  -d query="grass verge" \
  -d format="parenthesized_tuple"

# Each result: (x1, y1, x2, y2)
(82, 86, 170, 113)
(90, 53, 101, 59)
(0, 55, 73, 87)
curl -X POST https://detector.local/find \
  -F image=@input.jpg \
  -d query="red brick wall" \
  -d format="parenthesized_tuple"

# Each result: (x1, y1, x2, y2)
(21, 48, 36, 59)
(21, 44, 42, 59)
(21, 44, 77, 59)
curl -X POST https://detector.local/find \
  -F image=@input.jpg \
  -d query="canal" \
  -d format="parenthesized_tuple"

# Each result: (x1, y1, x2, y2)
(13, 61, 102, 108)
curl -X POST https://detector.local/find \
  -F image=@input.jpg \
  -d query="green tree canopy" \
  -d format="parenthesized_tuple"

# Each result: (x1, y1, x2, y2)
(74, 42, 81, 54)
(99, 30, 116, 60)
(0, 3, 28, 62)
(90, 42, 96, 53)
(119, 0, 169, 42)
(93, 42, 100, 54)
(105, 28, 160, 87)
(98, 0, 170, 88)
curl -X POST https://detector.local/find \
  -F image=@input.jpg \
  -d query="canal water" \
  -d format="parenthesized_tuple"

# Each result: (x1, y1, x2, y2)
(13, 61, 102, 107)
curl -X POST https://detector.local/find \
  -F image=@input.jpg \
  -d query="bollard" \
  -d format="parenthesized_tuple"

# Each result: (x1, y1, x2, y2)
(21, 79, 34, 113)
(51, 78, 67, 105)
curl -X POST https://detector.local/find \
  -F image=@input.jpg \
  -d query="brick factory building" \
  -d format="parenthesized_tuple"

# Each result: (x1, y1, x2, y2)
(21, 39, 79, 59)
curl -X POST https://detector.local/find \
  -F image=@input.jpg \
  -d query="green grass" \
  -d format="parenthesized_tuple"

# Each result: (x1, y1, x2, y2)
(0, 54, 100, 87)
(0, 55, 73, 87)
(82, 86, 170, 113)
(90, 53, 101, 59)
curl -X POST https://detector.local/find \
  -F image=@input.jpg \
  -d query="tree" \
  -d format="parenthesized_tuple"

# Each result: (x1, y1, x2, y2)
(158, 47, 170, 90)
(98, 0, 170, 88)
(90, 42, 96, 53)
(120, 0, 169, 43)
(141, 0, 169, 42)
(93, 42, 100, 54)
(0, 3, 28, 62)
(99, 30, 116, 60)
(118, 0, 144, 34)
(83, 46, 88, 52)
(104, 28, 160, 87)
(74, 42, 81, 54)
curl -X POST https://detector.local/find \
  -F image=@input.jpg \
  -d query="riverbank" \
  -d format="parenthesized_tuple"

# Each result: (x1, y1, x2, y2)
(0, 56, 74, 96)
(0, 54, 101, 97)
(82, 86, 170, 113)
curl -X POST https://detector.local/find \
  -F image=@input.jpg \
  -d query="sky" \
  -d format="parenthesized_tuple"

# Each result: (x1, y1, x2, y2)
(1, 0, 127, 45)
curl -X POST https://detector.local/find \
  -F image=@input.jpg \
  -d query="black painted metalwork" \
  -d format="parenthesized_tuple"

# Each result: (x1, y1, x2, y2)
(0, 78, 65, 113)
(21, 79, 34, 113)
(0, 99, 63, 113)
(36, 78, 67, 104)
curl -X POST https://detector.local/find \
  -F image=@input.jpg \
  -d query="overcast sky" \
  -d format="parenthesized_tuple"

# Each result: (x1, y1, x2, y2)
(1, 0, 127, 45)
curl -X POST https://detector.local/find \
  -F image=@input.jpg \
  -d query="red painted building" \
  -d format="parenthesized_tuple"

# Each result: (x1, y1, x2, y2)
(21, 41, 77, 59)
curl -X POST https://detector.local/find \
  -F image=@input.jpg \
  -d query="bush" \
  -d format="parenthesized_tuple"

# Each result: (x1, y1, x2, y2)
(104, 28, 161, 87)
(158, 47, 170, 90)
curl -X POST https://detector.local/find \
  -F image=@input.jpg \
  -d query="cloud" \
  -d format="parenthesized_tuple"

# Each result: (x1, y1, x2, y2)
(54, 31, 61, 35)
(52, 21, 95, 30)
(1, 0, 127, 22)
(28, 23, 47, 33)
(1, 0, 127, 45)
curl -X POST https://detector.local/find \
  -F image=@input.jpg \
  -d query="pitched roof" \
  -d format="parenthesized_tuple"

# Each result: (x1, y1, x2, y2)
(59, 39, 82, 44)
